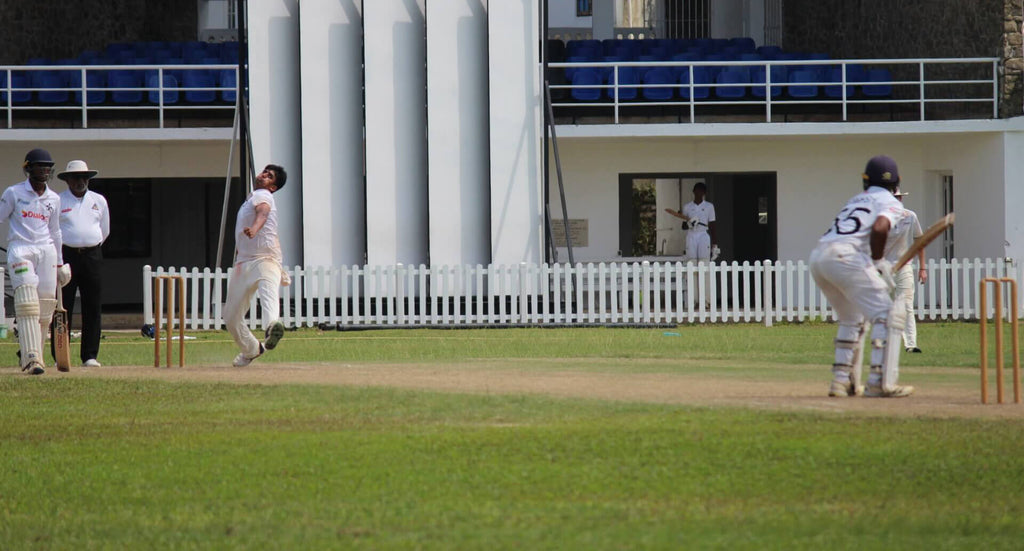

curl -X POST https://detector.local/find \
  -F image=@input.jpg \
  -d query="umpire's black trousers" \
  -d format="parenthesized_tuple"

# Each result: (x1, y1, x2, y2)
(61, 244, 104, 362)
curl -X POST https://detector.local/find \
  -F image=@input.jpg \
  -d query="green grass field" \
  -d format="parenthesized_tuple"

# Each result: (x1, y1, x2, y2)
(2, 322, 1023, 549)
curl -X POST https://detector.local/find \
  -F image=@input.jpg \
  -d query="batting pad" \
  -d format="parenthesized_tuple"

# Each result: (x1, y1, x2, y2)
(14, 285, 42, 368)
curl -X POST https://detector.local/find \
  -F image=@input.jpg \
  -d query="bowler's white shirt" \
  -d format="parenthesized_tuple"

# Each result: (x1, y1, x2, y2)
(234, 189, 282, 264)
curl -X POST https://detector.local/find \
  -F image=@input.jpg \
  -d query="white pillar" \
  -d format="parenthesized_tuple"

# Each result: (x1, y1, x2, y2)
(299, 0, 366, 267)
(489, 0, 543, 265)
(364, 0, 429, 266)
(427, 0, 491, 267)
(247, 0, 303, 266)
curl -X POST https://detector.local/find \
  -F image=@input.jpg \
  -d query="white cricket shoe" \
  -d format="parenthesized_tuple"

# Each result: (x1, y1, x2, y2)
(83, 359, 102, 367)
(864, 382, 915, 398)
(264, 321, 285, 350)
(232, 343, 265, 367)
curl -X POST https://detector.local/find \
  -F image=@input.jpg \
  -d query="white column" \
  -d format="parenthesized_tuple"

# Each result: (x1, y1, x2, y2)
(427, 0, 490, 267)
(488, 0, 543, 266)
(299, 0, 366, 267)
(247, 0, 303, 266)
(364, 0, 428, 267)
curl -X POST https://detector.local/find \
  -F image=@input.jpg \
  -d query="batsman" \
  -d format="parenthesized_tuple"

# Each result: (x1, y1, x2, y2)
(0, 149, 72, 375)
(809, 155, 912, 398)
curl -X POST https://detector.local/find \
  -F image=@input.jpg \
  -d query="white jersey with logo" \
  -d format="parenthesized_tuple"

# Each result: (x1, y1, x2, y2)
(234, 189, 281, 264)
(682, 200, 715, 232)
(818, 186, 905, 256)
(0, 180, 62, 253)
(883, 208, 923, 264)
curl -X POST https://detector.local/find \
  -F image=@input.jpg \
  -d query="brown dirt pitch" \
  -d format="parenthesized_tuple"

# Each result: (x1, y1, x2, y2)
(22, 357, 1024, 420)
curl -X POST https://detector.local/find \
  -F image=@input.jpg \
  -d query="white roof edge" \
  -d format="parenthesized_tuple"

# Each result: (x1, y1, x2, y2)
(554, 117, 1024, 139)
(0, 127, 234, 142)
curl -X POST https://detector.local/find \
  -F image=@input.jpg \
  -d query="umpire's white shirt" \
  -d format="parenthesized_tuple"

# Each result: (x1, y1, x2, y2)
(59, 189, 110, 248)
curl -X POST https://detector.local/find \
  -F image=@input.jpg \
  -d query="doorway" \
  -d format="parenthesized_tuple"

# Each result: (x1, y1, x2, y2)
(618, 171, 777, 262)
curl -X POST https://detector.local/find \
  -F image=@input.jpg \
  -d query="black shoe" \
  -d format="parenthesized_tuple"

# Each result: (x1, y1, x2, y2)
(906, 347, 922, 353)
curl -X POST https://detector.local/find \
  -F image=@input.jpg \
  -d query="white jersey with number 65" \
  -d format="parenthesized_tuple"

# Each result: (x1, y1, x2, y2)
(819, 186, 905, 256)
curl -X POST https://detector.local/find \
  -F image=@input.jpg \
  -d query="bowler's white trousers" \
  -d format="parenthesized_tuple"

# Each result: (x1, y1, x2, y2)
(224, 257, 282, 358)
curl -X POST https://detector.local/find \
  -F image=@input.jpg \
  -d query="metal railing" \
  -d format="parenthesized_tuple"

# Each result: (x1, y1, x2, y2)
(1, 64, 238, 129)
(548, 57, 1000, 123)
(143, 257, 1019, 329)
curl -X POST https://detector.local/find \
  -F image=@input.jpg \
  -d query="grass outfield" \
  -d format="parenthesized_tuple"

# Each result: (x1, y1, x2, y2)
(2, 322, 1023, 549)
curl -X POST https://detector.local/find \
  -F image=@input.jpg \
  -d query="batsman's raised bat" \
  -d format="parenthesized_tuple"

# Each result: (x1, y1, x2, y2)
(894, 213, 955, 271)
(54, 282, 71, 372)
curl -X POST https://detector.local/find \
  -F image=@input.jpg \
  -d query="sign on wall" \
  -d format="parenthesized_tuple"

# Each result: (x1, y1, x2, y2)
(552, 219, 589, 247)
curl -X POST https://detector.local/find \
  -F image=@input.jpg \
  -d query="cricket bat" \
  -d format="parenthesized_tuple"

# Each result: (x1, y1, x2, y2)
(894, 213, 955, 272)
(54, 282, 71, 372)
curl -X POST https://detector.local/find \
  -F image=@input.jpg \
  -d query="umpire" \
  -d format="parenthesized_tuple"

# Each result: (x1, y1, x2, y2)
(55, 160, 109, 367)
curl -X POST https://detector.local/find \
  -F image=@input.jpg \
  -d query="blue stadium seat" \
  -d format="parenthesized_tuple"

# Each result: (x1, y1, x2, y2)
(220, 42, 241, 64)
(715, 68, 749, 99)
(750, 65, 787, 98)
(70, 70, 106, 105)
(756, 45, 783, 59)
(570, 68, 603, 102)
(678, 66, 711, 100)
(730, 37, 757, 53)
(787, 69, 820, 99)
(147, 73, 179, 105)
(642, 67, 674, 101)
(36, 72, 69, 104)
(182, 69, 216, 103)
(824, 67, 856, 99)
(10, 72, 33, 104)
(108, 69, 144, 104)
(606, 66, 639, 101)
(217, 68, 237, 103)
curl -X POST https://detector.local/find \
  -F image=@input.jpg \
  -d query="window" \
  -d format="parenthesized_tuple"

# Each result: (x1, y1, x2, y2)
(577, 0, 592, 17)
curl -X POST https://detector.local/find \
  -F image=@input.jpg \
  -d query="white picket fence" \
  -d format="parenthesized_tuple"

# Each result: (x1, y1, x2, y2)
(142, 258, 1021, 330)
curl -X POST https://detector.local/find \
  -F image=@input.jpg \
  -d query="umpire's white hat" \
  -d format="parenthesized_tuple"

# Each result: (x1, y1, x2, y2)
(57, 160, 98, 180)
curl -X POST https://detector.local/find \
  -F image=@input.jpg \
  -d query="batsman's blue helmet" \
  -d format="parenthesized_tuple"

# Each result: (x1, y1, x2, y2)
(23, 148, 54, 168)
(862, 155, 900, 188)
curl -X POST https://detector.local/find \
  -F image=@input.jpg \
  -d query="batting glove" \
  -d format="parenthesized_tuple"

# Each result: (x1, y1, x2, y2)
(57, 264, 72, 287)
(872, 258, 895, 293)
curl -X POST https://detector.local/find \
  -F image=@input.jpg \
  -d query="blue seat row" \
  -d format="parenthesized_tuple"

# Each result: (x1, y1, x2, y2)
(563, 64, 894, 103)
(0, 67, 237, 106)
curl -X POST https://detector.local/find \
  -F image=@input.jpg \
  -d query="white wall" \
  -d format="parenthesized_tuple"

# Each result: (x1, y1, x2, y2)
(427, 0, 490, 267)
(548, 133, 1012, 263)
(1003, 132, 1024, 261)
(489, 0, 543, 265)
(364, 0, 429, 266)
(247, 0, 303, 267)
(299, 0, 365, 267)
(547, 1, 591, 29)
